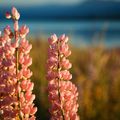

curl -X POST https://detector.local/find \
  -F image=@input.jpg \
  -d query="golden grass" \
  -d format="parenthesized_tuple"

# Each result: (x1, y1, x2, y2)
(30, 38, 120, 120)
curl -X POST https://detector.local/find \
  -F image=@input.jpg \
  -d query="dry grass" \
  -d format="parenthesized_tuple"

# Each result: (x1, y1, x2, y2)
(30, 37, 120, 120)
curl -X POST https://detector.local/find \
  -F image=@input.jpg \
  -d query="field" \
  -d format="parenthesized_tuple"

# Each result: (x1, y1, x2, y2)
(30, 37, 120, 120)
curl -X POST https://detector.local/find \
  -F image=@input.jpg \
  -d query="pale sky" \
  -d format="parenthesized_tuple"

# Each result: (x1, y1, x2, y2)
(0, 0, 118, 6)
(0, 0, 83, 6)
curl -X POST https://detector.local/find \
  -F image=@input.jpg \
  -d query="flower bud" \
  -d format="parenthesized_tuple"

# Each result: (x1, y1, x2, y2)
(5, 12, 11, 19)
(11, 7, 20, 20)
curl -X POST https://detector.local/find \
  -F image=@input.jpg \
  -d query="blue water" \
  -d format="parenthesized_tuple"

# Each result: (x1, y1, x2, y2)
(0, 20, 120, 48)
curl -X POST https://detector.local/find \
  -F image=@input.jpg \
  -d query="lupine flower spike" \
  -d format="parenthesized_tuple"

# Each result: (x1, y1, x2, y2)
(47, 34, 80, 120)
(0, 7, 37, 120)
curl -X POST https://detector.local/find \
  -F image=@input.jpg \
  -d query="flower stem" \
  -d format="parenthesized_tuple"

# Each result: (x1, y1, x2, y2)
(16, 48, 19, 75)
(15, 47, 22, 120)
(15, 29, 22, 120)
(57, 41, 65, 120)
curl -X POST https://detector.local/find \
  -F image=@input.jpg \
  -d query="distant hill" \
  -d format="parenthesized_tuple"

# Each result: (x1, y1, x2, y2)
(0, 1, 120, 21)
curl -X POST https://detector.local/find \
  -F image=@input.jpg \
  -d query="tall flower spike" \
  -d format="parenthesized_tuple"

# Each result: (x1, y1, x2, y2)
(0, 7, 37, 120)
(47, 34, 80, 120)
(0, 26, 17, 119)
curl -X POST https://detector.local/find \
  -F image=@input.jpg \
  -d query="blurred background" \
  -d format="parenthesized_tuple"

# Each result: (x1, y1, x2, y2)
(0, 0, 120, 120)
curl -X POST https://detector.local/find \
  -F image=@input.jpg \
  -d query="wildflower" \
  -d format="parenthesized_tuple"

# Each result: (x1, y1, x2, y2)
(0, 7, 37, 119)
(47, 34, 79, 120)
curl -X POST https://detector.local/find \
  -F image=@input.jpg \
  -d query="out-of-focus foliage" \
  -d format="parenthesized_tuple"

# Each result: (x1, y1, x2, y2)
(30, 37, 120, 120)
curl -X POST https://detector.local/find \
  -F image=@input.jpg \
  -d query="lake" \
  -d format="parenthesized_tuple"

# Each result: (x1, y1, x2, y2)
(0, 20, 120, 48)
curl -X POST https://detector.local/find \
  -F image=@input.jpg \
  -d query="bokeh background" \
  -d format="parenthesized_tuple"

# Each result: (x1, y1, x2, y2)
(0, 0, 120, 120)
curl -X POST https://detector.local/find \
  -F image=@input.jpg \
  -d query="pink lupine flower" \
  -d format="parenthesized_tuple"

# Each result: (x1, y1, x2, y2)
(60, 57, 72, 69)
(48, 34, 58, 44)
(20, 68, 33, 78)
(0, 32, 17, 119)
(47, 34, 79, 120)
(20, 25, 29, 38)
(19, 38, 32, 54)
(4, 25, 11, 35)
(58, 70, 72, 80)
(0, 7, 37, 119)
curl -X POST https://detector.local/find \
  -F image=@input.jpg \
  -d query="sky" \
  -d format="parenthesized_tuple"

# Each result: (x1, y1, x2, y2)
(0, 0, 83, 6)
(0, 0, 119, 6)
